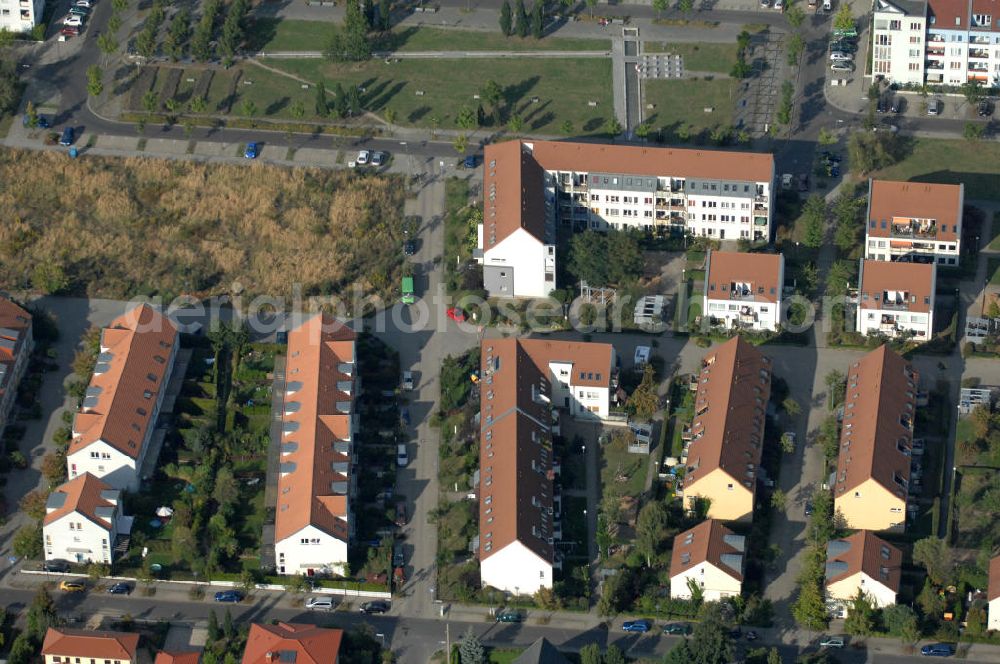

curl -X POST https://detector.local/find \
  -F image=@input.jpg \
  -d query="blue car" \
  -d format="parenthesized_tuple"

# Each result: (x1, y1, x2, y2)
(920, 644, 955, 657)
(214, 590, 244, 603)
(244, 142, 259, 159)
(622, 619, 651, 633)
(401, 407, 411, 426)
(59, 127, 75, 146)
(107, 582, 132, 595)
(463, 155, 476, 169)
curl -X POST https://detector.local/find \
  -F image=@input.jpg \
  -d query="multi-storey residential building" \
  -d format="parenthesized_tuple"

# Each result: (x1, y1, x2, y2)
(0, 296, 32, 437)
(856, 259, 936, 340)
(477, 140, 775, 298)
(43, 472, 132, 564)
(42, 628, 142, 664)
(242, 623, 343, 664)
(833, 346, 919, 532)
(274, 314, 357, 578)
(479, 338, 615, 594)
(681, 337, 771, 522)
(989, 555, 1000, 631)
(0, 0, 46, 37)
(703, 250, 784, 332)
(66, 304, 178, 492)
(669, 519, 745, 602)
(872, 0, 928, 84)
(871, 0, 1000, 86)
(825, 530, 902, 616)
(865, 180, 963, 265)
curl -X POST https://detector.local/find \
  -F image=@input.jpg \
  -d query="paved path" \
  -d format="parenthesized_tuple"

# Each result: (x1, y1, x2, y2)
(262, 50, 612, 58)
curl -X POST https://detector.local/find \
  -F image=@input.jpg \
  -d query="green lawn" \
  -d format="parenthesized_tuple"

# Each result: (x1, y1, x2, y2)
(641, 41, 738, 73)
(872, 138, 1000, 202)
(642, 77, 736, 136)
(988, 257, 1000, 285)
(263, 57, 613, 133)
(987, 212, 1000, 251)
(247, 19, 611, 53)
(600, 432, 648, 498)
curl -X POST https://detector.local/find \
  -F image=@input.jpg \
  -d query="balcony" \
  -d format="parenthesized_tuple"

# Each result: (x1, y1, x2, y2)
(728, 283, 757, 301)
(969, 49, 990, 59)
(881, 300, 910, 311)
(926, 48, 945, 57)
(926, 61, 944, 70)
(890, 221, 936, 238)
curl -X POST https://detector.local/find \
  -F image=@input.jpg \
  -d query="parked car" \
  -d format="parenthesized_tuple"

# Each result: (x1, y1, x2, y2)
(876, 97, 889, 113)
(371, 151, 386, 167)
(822, 0, 831, 10)
(305, 597, 335, 611)
(927, 99, 942, 115)
(60, 25, 81, 36)
(797, 173, 809, 192)
(833, 26, 858, 37)
(392, 545, 404, 567)
(59, 127, 75, 146)
(463, 155, 477, 169)
(403, 239, 416, 256)
(760, 0, 770, 7)
(74, 0, 93, 6)
(62, 14, 83, 25)
(402, 370, 414, 390)
(446, 307, 466, 322)
(920, 644, 955, 657)
(819, 636, 845, 648)
(394, 501, 407, 527)
(69, 6, 90, 16)
(356, 150, 370, 165)
(107, 582, 132, 595)
(745, 631, 759, 641)
(244, 142, 259, 159)
(804, 502, 814, 516)
(59, 581, 86, 592)
(890, 98, 903, 113)
(214, 590, 244, 603)
(496, 609, 523, 623)
(622, 620, 652, 633)
(360, 600, 390, 614)
(663, 622, 692, 635)
(773, 0, 783, 10)
(42, 560, 71, 573)
(829, 39, 856, 53)
(397, 443, 408, 467)
(400, 407, 411, 427)
(829, 51, 853, 62)
(978, 100, 993, 117)
(830, 62, 855, 72)
(781, 173, 793, 189)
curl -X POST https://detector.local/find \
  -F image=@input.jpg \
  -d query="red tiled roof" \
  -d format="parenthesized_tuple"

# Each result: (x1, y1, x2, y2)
(43, 472, 116, 530)
(482, 140, 547, 249)
(0, 296, 31, 398)
(670, 519, 745, 582)
(825, 530, 902, 593)
(928, 0, 969, 28)
(866, 180, 964, 242)
(858, 260, 935, 314)
(42, 628, 140, 660)
(705, 250, 783, 304)
(155, 651, 202, 664)
(242, 623, 342, 664)
(989, 555, 1000, 601)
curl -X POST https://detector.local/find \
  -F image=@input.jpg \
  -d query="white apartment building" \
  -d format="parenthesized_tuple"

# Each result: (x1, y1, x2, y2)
(66, 305, 178, 492)
(479, 338, 615, 594)
(0, 0, 45, 36)
(856, 259, 936, 340)
(872, 0, 1000, 86)
(703, 250, 784, 332)
(0, 296, 32, 437)
(477, 140, 775, 298)
(825, 531, 902, 617)
(43, 473, 132, 564)
(669, 519, 745, 602)
(865, 179, 964, 265)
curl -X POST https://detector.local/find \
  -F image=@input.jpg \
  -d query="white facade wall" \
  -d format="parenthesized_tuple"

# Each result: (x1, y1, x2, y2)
(480, 540, 553, 594)
(686, 192, 768, 241)
(857, 306, 933, 339)
(0, 325, 32, 435)
(827, 573, 898, 610)
(704, 297, 781, 331)
(45, 654, 134, 664)
(670, 562, 742, 602)
(67, 442, 138, 493)
(44, 514, 115, 564)
(989, 597, 1000, 631)
(926, 26, 1000, 87)
(482, 229, 555, 299)
(275, 524, 349, 577)
(872, 7, 926, 84)
(864, 236, 960, 264)
(0, 0, 45, 35)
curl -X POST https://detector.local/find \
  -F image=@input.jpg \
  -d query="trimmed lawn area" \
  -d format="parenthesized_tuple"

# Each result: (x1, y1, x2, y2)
(988, 257, 1000, 285)
(248, 18, 333, 52)
(264, 57, 613, 133)
(642, 77, 736, 135)
(988, 212, 1000, 251)
(872, 138, 1000, 202)
(600, 431, 648, 498)
(641, 41, 738, 73)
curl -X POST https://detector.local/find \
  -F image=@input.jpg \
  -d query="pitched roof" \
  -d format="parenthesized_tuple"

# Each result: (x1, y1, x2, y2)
(479, 338, 614, 567)
(69, 304, 177, 460)
(825, 530, 902, 593)
(242, 622, 343, 664)
(0, 296, 32, 395)
(156, 651, 202, 664)
(684, 337, 771, 492)
(989, 555, 1000, 601)
(858, 259, 935, 313)
(927, 0, 969, 28)
(43, 472, 118, 529)
(482, 140, 547, 250)
(670, 518, 745, 582)
(705, 250, 783, 305)
(834, 345, 918, 498)
(866, 180, 964, 242)
(275, 314, 357, 544)
(528, 140, 774, 183)
(512, 638, 571, 664)
(874, 0, 928, 16)
(42, 628, 140, 660)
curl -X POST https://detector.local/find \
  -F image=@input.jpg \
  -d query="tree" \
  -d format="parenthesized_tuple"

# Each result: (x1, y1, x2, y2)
(499, 0, 513, 36)
(913, 537, 954, 586)
(833, 3, 854, 30)
(458, 627, 485, 664)
(786, 33, 805, 66)
(7, 634, 34, 664)
(561, 119, 574, 135)
(289, 100, 306, 119)
(635, 499, 668, 566)
(880, 604, 918, 643)
(653, 0, 669, 16)
(604, 646, 625, 664)
(453, 134, 468, 154)
(964, 122, 984, 141)
(479, 79, 503, 123)
(189, 95, 207, 114)
(767, 648, 782, 664)
(664, 640, 694, 664)
(800, 195, 826, 248)
(605, 116, 622, 138)
(770, 488, 787, 510)
(960, 80, 983, 104)
(223, 608, 235, 640)
(818, 127, 835, 145)
(844, 590, 877, 636)
(531, 1, 544, 38)
(24, 100, 38, 128)
(687, 604, 734, 664)
(240, 99, 258, 122)
(515, 0, 529, 37)
(792, 578, 829, 630)
(314, 81, 328, 116)
(580, 644, 602, 664)
(207, 610, 220, 641)
(786, 5, 805, 26)
(325, 1, 372, 61)
(20, 490, 49, 520)
(677, 0, 694, 13)
(142, 89, 159, 113)
(782, 397, 801, 417)
(384, 107, 397, 124)
(378, 0, 391, 30)
(32, 262, 69, 294)
(780, 433, 796, 454)
(586, 0, 597, 17)
(606, 229, 643, 283)
(628, 364, 660, 421)
(86, 65, 104, 97)
(508, 113, 524, 134)
(456, 105, 477, 130)
(97, 32, 119, 59)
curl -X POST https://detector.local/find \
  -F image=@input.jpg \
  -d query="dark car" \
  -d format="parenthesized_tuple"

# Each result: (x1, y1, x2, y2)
(463, 155, 477, 169)
(214, 590, 244, 603)
(979, 100, 993, 117)
(59, 127, 75, 146)
(400, 407, 410, 426)
(394, 501, 407, 527)
(107, 582, 132, 595)
(920, 644, 955, 657)
(42, 560, 71, 573)
(663, 622, 691, 635)
(804, 502, 814, 516)
(797, 173, 809, 192)
(496, 609, 523, 623)
(875, 97, 889, 113)
(728, 628, 742, 638)
(403, 239, 416, 256)
(745, 630, 759, 641)
(622, 620, 652, 633)
(360, 600, 390, 614)
(890, 98, 903, 113)
(244, 142, 259, 159)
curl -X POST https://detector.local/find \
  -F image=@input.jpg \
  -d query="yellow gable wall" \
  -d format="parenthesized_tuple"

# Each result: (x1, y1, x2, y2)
(834, 478, 906, 532)
(686, 468, 754, 522)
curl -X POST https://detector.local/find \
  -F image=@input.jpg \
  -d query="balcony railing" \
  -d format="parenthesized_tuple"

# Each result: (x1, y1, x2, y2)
(926, 62, 944, 70)
(890, 224, 936, 238)
(880, 300, 910, 311)
(969, 49, 990, 59)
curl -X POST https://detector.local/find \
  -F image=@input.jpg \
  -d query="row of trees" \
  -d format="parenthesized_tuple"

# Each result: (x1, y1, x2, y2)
(499, 0, 545, 39)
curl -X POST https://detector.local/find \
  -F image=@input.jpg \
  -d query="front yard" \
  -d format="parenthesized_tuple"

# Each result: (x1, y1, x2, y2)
(642, 77, 738, 140)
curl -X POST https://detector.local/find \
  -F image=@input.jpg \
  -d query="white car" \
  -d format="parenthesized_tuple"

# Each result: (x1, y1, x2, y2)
(63, 14, 83, 25)
(356, 150, 370, 165)
(774, 0, 784, 9)
(305, 597, 334, 611)
(397, 443, 408, 467)
(830, 61, 854, 72)
(829, 51, 853, 62)
(74, 0, 93, 6)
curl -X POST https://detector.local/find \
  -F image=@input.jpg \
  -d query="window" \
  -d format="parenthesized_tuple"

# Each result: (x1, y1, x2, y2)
(540, 571, 545, 579)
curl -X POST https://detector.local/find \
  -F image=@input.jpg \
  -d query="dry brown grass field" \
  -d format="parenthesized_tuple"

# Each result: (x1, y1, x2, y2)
(0, 149, 406, 302)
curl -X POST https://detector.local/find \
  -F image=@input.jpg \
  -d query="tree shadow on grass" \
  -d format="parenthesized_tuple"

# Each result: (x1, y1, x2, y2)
(530, 111, 555, 131)
(583, 117, 603, 132)
(408, 106, 431, 123)
(503, 76, 541, 111)
(369, 80, 408, 112)
(265, 96, 291, 116)
(522, 99, 551, 125)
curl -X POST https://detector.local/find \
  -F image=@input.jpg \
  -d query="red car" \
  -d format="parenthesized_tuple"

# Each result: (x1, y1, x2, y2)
(60, 25, 80, 36)
(446, 307, 466, 323)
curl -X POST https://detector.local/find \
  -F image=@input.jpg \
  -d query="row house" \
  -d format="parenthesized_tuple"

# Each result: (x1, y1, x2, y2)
(43, 472, 132, 564)
(477, 140, 775, 298)
(479, 338, 615, 594)
(0, 296, 32, 437)
(825, 530, 903, 617)
(67, 304, 178, 492)
(856, 259, 936, 341)
(833, 346, 919, 532)
(865, 179, 964, 266)
(274, 314, 358, 577)
(242, 622, 343, 664)
(42, 628, 143, 664)
(669, 519, 745, 602)
(703, 250, 784, 332)
(681, 337, 771, 522)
